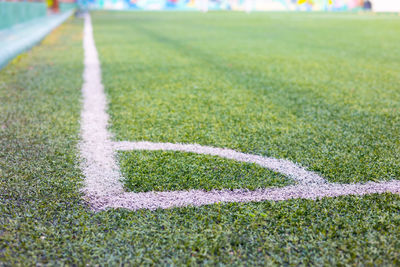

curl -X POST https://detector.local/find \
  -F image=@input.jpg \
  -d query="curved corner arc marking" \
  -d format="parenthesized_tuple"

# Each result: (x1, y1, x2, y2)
(113, 141, 327, 185)
(80, 13, 400, 212)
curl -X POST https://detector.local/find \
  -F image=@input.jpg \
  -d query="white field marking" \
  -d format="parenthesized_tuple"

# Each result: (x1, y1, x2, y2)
(80, 13, 124, 203)
(95, 181, 400, 210)
(79, 13, 400, 211)
(113, 141, 327, 185)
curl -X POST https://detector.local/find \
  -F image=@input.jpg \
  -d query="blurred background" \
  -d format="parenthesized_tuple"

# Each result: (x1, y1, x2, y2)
(83, 0, 399, 12)
(0, 0, 399, 31)
(83, 0, 378, 12)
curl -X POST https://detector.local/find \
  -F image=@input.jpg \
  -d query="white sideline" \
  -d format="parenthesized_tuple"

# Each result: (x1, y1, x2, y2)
(80, 13, 123, 202)
(79, 13, 400, 211)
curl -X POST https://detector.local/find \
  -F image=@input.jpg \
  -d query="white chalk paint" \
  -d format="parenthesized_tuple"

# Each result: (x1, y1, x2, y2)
(79, 13, 400, 211)
(80, 13, 124, 203)
(93, 180, 400, 210)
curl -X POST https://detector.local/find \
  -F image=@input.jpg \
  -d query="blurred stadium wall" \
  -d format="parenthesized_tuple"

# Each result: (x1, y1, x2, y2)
(84, 0, 400, 12)
(371, 0, 400, 12)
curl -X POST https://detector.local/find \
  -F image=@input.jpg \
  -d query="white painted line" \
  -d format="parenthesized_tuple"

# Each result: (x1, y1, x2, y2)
(79, 13, 400, 211)
(80, 13, 124, 204)
(114, 141, 327, 185)
(98, 180, 400, 210)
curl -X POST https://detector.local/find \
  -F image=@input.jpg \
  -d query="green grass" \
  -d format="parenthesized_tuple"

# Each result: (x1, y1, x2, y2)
(93, 11, 400, 186)
(0, 12, 400, 265)
(119, 151, 290, 192)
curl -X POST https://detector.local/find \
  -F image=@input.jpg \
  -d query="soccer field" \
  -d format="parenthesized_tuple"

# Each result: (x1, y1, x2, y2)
(92, 11, 400, 184)
(1, 11, 400, 265)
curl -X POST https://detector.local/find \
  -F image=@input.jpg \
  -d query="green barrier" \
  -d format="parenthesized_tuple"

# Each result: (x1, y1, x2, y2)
(0, 10, 74, 70)
(0, 2, 48, 30)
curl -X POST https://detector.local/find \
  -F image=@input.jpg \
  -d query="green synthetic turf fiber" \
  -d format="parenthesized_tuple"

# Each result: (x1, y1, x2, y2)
(94, 11, 400, 185)
(1, 12, 400, 265)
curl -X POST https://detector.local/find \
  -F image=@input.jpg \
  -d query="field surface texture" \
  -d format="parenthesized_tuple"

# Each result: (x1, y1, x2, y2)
(92, 12, 400, 187)
(1, 11, 400, 265)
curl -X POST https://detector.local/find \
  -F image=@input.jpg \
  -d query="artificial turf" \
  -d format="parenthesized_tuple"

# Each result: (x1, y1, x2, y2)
(93, 11, 400, 187)
(119, 150, 290, 192)
(0, 12, 400, 265)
